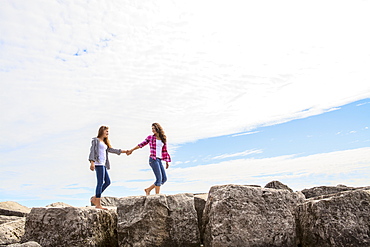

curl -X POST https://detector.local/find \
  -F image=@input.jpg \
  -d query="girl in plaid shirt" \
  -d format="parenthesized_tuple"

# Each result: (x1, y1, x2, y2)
(128, 123, 171, 195)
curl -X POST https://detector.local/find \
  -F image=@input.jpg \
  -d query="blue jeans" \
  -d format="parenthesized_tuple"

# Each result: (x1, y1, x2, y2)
(95, 166, 111, 198)
(149, 157, 167, 186)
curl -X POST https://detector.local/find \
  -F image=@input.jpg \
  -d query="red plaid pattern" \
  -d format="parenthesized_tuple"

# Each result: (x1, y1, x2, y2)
(138, 135, 171, 162)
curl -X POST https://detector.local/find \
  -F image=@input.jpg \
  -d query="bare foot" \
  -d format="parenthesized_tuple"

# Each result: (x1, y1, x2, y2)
(95, 205, 108, 210)
(144, 188, 150, 196)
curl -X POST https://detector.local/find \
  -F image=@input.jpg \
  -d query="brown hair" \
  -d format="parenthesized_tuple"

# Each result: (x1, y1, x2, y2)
(97, 126, 112, 148)
(152, 123, 167, 144)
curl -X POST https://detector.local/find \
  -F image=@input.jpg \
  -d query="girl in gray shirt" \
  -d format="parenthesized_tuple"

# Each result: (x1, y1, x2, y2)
(89, 126, 127, 209)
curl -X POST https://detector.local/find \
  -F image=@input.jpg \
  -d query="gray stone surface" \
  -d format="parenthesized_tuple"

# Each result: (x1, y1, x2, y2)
(100, 196, 121, 207)
(202, 184, 305, 247)
(117, 193, 200, 247)
(0, 218, 26, 246)
(22, 206, 117, 247)
(296, 189, 370, 247)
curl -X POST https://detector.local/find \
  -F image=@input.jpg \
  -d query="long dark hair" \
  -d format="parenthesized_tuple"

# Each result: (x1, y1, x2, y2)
(152, 123, 167, 144)
(97, 126, 112, 148)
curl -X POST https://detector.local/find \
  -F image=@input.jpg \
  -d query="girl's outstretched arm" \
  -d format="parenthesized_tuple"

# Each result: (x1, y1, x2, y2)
(127, 145, 140, 155)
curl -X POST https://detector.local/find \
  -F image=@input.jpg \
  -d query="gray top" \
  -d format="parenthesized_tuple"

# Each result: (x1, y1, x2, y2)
(88, 137, 121, 170)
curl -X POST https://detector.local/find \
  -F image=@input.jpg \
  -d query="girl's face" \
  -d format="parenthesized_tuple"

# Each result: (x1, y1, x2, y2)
(103, 129, 109, 138)
(152, 126, 157, 134)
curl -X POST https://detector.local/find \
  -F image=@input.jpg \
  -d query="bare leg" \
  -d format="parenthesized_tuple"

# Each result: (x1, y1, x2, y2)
(145, 184, 155, 195)
(155, 185, 160, 194)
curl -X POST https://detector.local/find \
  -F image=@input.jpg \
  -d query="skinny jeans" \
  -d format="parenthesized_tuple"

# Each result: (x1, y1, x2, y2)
(95, 166, 111, 198)
(149, 157, 167, 186)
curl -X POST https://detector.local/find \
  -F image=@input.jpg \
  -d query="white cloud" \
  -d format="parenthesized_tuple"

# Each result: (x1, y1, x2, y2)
(212, 149, 263, 160)
(357, 102, 370, 106)
(165, 147, 370, 193)
(232, 131, 260, 137)
(1, 0, 370, 148)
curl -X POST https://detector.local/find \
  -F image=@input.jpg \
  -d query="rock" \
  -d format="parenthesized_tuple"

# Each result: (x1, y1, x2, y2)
(202, 184, 305, 247)
(100, 196, 121, 207)
(6, 241, 41, 247)
(22, 206, 117, 247)
(265, 180, 293, 192)
(296, 189, 370, 247)
(302, 185, 370, 199)
(88, 196, 121, 207)
(0, 218, 26, 246)
(117, 193, 200, 247)
(45, 202, 72, 207)
(194, 193, 208, 244)
(0, 215, 23, 225)
(0, 202, 30, 217)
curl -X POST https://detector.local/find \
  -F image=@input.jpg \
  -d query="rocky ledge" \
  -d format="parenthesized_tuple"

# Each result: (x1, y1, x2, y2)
(1, 181, 369, 247)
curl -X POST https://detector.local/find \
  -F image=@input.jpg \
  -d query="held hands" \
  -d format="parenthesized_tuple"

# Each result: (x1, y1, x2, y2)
(126, 146, 139, 156)
(121, 150, 132, 155)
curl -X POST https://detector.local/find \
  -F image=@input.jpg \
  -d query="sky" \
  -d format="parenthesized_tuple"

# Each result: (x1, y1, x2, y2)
(0, 0, 370, 207)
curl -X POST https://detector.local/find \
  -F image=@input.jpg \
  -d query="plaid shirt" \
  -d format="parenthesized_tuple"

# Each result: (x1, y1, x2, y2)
(138, 135, 171, 162)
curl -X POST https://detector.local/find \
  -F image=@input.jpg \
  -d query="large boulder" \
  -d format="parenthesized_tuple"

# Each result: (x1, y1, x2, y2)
(296, 189, 370, 247)
(22, 206, 117, 247)
(0, 201, 29, 246)
(202, 184, 305, 247)
(117, 193, 200, 247)
(0, 202, 30, 217)
(0, 218, 26, 246)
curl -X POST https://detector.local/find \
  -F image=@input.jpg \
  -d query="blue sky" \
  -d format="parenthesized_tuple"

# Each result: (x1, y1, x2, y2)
(174, 100, 370, 166)
(1, 0, 370, 207)
(167, 99, 370, 189)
